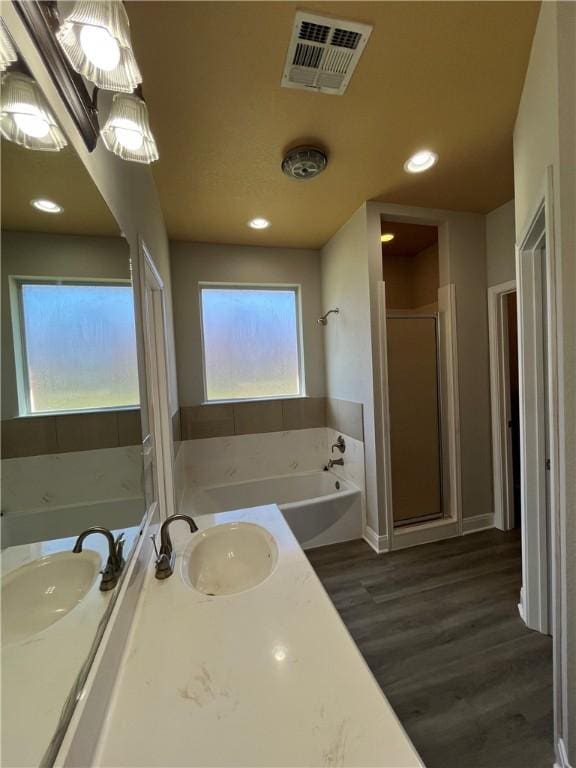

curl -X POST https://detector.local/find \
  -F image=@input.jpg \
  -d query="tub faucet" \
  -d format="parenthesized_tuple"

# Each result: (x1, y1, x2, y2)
(154, 514, 198, 580)
(325, 457, 344, 470)
(73, 527, 125, 591)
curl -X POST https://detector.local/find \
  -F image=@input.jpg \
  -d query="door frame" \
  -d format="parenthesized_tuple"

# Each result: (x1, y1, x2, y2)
(516, 168, 559, 636)
(135, 237, 176, 522)
(379, 279, 462, 551)
(488, 279, 517, 531)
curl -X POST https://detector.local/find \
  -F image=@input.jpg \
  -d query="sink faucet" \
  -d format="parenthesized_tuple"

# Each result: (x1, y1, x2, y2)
(324, 457, 344, 470)
(154, 514, 198, 580)
(73, 527, 125, 591)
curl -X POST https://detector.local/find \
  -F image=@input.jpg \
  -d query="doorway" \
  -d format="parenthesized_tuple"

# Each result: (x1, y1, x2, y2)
(488, 280, 521, 532)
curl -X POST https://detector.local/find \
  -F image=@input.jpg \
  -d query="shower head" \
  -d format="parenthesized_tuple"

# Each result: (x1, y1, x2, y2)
(317, 308, 340, 326)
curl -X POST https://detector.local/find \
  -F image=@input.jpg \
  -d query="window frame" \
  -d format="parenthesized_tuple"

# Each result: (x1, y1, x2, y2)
(198, 282, 306, 404)
(10, 275, 139, 417)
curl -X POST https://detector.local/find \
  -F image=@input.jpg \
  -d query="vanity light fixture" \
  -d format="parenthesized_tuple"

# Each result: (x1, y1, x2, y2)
(31, 198, 64, 214)
(381, 233, 395, 243)
(101, 92, 159, 163)
(0, 19, 17, 72)
(56, 0, 142, 93)
(0, 72, 67, 151)
(248, 218, 271, 230)
(404, 150, 438, 174)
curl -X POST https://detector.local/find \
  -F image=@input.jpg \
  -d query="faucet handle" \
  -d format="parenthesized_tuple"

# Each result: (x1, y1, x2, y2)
(331, 435, 346, 454)
(150, 533, 160, 562)
(114, 533, 125, 569)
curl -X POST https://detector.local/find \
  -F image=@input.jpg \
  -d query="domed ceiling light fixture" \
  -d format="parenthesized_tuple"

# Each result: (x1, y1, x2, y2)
(282, 146, 328, 181)
(101, 91, 158, 163)
(56, 0, 142, 93)
(0, 72, 68, 151)
(0, 19, 17, 73)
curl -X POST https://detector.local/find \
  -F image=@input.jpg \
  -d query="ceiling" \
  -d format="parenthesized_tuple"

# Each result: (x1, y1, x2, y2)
(380, 221, 438, 259)
(1, 139, 119, 236)
(127, 1, 540, 249)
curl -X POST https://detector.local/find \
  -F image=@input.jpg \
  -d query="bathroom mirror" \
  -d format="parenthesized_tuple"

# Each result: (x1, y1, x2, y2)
(1, 56, 147, 767)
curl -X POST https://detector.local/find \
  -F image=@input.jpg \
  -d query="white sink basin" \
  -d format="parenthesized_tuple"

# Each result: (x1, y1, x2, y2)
(2, 550, 101, 645)
(182, 523, 278, 596)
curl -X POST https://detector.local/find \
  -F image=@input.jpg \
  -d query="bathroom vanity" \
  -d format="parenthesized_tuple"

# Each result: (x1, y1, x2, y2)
(70, 506, 423, 768)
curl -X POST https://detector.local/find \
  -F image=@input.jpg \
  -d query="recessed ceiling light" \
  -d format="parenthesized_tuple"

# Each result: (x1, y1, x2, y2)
(248, 217, 270, 230)
(381, 233, 395, 243)
(404, 150, 438, 174)
(31, 198, 63, 214)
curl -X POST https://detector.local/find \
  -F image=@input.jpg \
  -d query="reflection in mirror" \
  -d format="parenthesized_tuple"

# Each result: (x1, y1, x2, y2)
(1, 47, 146, 768)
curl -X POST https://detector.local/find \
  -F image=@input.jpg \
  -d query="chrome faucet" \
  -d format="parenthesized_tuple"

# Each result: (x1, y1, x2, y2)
(325, 457, 344, 470)
(154, 514, 198, 580)
(73, 527, 125, 591)
(331, 435, 346, 454)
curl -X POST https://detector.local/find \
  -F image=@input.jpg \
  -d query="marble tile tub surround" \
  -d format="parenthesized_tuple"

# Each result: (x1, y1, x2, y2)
(92, 506, 423, 768)
(176, 427, 365, 487)
(2, 446, 144, 516)
(1, 408, 142, 459)
(179, 396, 363, 440)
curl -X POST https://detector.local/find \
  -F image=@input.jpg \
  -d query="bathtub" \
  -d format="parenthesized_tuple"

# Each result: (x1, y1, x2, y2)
(1, 497, 145, 549)
(186, 470, 363, 549)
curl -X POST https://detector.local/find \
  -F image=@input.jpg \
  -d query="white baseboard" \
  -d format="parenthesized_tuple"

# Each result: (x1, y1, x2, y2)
(363, 526, 389, 554)
(462, 512, 495, 534)
(554, 738, 573, 768)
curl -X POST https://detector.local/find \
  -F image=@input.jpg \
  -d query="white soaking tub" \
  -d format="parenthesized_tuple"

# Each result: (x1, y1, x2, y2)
(186, 470, 363, 549)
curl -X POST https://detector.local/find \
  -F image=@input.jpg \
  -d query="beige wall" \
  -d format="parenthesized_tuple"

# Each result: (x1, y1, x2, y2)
(513, 2, 576, 762)
(382, 243, 439, 310)
(169, 242, 326, 405)
(486, 200, 516, 287)
(1, 232, 130, 419)
(3, 5, 178, 426)
(321, 205, 383, 535)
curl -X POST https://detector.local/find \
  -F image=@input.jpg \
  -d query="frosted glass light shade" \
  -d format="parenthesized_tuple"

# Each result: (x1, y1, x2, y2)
(0, 73, 68, 151)
(101, 93, 159, 163)
(56, 0, 142, 93)
(0, 19, 17, 72)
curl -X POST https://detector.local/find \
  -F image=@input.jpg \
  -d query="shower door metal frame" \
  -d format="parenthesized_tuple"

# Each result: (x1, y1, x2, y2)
(386, 313, 446, 528)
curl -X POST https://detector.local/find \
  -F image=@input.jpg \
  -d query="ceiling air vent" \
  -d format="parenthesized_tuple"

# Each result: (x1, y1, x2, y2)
(281, 11, 372, 96)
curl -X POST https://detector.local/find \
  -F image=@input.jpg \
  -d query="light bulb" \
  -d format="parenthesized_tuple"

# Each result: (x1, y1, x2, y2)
(31, 199, 63, 214)
(13, 105, 50, 139)
(248, 217, 271, 230)
(112, 118, 144, 151)
(404, 150, 438, 174)
(79, 24, 121, 72)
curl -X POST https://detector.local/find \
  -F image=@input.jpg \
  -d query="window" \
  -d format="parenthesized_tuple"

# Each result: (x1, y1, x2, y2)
(15, 280, 140, 414)
(200, 285, 303, 401)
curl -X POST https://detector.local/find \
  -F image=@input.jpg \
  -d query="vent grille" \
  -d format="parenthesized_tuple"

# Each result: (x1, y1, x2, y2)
(331, 28, 362, 49)
(299, 20, 330, 44)
(282, 12, 372, 96)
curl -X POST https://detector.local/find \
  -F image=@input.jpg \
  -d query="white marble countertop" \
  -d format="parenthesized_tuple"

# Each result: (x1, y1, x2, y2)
(94, 506, 423, 767)
(1, 527, 139, 768)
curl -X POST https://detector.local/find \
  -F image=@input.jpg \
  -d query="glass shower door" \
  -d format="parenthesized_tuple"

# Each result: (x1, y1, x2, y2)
(387, 315, 443, 526)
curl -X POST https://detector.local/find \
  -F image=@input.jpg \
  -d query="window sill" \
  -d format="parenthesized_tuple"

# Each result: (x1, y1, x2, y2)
(14, 406, 141, 419)
(201, 395, 307, 406)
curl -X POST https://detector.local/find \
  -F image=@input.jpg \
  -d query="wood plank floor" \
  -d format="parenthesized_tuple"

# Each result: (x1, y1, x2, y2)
(307, 529, 554, 768)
